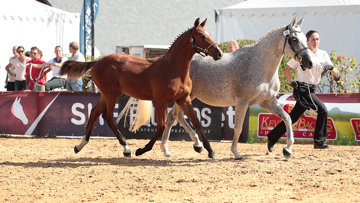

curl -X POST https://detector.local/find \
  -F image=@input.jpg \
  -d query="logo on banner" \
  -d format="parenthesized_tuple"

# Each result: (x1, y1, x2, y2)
(351, 118, 360, 141)
(11, 97, 28, 125)
(257, 103, 337, 140)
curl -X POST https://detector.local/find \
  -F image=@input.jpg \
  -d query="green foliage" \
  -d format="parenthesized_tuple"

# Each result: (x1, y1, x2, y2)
(319, 50, 360, 93)
(82, 55, 102, 91)
(278, 54, 296, 93)
(218, 39, 257, 53)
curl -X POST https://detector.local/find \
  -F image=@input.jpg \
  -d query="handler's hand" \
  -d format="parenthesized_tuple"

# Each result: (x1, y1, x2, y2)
(324, 65, 334, 71)
(289, 80, 298, 89)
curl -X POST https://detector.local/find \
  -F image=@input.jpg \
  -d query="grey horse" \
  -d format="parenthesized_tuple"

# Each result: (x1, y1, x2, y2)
(160, 17, 313, 160)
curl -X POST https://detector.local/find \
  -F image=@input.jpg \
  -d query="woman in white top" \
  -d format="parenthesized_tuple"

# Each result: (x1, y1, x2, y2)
(267, 30, 339, 151)
(5, 46, 31, 91)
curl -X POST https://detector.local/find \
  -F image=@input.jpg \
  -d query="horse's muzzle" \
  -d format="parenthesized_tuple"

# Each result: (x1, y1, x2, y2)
(211, 50, 223, 61)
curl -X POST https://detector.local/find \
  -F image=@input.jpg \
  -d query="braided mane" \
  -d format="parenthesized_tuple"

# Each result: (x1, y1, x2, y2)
(161, 27, 192, 57)
(244, 25, 286, 48)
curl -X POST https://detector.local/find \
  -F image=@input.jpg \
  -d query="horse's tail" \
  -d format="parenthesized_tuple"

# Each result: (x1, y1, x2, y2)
(59, 60, 97, 80)
(117, 97, 153, 133)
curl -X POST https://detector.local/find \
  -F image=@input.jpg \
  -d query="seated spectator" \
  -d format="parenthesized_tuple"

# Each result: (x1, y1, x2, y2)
(5, 46, 31, 91)
(42, 46, 68, 91)
(5, 45, 19, 91)
(26, 46, 47, 90)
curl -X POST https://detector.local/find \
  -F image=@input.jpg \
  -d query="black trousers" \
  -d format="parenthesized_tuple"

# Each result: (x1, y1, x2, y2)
(267, 84, 328, 145)
(15, 80, 26, 91)
(44, 77, 65, 91)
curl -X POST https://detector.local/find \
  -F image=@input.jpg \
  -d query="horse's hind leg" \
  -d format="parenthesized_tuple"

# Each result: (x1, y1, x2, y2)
(74, 96, 106, 154)
(161, 103, 203, 157)
(103, 94, 131, 157)
(260, 99, 293, 159)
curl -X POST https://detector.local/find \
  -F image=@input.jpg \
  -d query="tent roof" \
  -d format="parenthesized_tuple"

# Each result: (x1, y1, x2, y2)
(2, 0, 79, 23)
(219, 0, 360, 18)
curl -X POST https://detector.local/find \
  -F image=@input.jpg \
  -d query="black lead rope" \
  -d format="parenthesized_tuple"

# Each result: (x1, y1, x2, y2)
(189, 28, 217, 57)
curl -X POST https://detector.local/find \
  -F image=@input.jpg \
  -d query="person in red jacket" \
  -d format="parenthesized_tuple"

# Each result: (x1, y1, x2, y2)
(25, 46, 47, 90)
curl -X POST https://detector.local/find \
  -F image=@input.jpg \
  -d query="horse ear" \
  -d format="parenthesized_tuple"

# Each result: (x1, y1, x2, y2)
(200, 18, 207, 27)
(194, 18, 200, 27)
(296, 17, 305, 28)
(289, 17, 297, 28)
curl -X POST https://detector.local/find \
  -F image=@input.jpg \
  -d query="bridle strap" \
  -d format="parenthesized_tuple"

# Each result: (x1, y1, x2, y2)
(283, 26, 310, 63)
(190, 28, 217, 57)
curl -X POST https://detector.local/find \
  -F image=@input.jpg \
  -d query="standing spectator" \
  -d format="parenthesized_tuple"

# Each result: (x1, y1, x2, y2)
(5, 46, 19, 91)
(67, 42, 85, 91)
(26, 46, 47, 90)
(43, 46, 68, 91)
(5, 46, 31, 91)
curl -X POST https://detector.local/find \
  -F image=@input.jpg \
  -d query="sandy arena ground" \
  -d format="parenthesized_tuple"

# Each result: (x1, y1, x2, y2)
(0, 137, 360, 203)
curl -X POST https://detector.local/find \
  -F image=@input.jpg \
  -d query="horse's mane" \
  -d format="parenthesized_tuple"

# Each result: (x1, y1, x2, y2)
(244, 25, 286, 48)
(161, 27, 192, 57)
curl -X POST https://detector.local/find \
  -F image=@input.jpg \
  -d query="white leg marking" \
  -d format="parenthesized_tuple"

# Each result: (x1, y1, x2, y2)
(75, 136, 88, 152)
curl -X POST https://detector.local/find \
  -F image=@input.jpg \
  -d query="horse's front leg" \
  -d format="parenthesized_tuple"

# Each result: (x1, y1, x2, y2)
(260, 99, 293, 159)
(136, 102, 167, 157)
(74, 97, 106, 154)
(231, 102, 248, 160)
(176, 96, 216, 159)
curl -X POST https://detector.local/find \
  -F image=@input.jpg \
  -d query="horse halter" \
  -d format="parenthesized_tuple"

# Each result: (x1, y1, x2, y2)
(282, 26, 309, 65)
(190, 28, 217, 57)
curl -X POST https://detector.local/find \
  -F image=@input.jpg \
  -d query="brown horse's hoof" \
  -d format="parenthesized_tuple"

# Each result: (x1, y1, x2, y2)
(123, 152, 131, 158)
(208, 151, 217, 159)
(193, 146, 203, 153)
(135, 148, 144, 156)
(74, 146, 79, 154)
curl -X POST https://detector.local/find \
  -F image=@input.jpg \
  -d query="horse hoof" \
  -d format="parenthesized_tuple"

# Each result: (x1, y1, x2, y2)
(208, 152, 217, 159)
(267, 140, 275, 153)
(135, 148, 143, 156)
(193, 146, 203, 153)
(74, 146, 79, 154)
(235, 156, 244, 161)
(283, 148, 291, 159)
(123, 152, 131, 158)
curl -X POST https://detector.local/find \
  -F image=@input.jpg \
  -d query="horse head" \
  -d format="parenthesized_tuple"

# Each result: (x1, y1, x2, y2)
(284, 17, 313, 70)
(191, 18, 223, 61)
(11, 97, 28, 125)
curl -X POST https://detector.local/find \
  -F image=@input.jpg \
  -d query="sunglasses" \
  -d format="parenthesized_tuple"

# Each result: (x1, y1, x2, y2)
(17, 50, 24, 53)
(31, 52, 38, 55)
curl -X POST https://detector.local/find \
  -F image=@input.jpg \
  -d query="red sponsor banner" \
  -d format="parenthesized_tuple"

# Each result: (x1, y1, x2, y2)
(351, 118, 360, 141)
(257, 104, 337, 140)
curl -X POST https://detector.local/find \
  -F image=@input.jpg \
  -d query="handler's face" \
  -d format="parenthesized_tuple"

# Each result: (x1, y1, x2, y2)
(307, 33, 320, 53)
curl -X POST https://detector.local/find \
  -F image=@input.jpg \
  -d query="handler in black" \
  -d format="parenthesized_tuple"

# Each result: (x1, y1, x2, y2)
(267, 30, 339, 151)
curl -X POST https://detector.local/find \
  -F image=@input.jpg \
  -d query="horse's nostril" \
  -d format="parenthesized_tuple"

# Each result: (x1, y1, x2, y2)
(218, 52, 223, 59)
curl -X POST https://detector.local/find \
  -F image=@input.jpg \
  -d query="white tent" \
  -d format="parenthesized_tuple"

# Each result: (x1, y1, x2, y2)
(0, 0, 80, 91)
(215, 0, 360, 63)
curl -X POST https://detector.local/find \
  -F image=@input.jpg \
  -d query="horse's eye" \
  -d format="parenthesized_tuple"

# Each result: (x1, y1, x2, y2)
(200, 35, 206, 40)
(293, 38, 298, 42)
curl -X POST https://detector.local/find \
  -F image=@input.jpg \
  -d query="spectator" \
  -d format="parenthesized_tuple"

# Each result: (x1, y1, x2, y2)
(5, 46, 19, 91)
(26, 46, 47, 90)
(25, 51, 31, 57)
(5, 46, 31, 91)
(67, 42, 85, 91)
(42, 46, 68, 91)
(227, 40, 239, 53)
